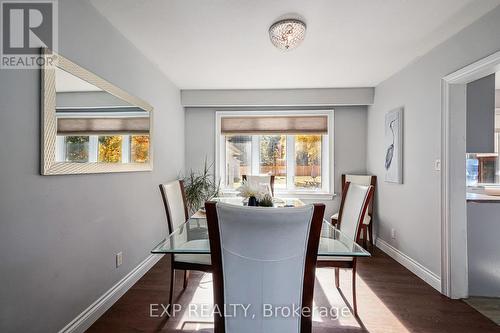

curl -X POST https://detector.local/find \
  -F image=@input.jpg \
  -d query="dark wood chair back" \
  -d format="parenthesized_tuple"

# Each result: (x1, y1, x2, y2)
(205, 202, 325, 333)
(336, 181, 375, 242)
(341, 174, 377, 217)
(159, 180, 189, 234)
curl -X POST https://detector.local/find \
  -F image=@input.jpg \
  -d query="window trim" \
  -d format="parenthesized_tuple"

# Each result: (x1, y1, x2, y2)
(215, 110, 335, 199)
(55, 134, 148, 164)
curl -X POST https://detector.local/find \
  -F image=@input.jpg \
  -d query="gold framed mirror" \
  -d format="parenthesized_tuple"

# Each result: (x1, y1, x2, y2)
(40, 48, 153, 175)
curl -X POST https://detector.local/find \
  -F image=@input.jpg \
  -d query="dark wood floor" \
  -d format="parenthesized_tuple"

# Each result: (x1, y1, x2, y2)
(88, 249, 500, 332)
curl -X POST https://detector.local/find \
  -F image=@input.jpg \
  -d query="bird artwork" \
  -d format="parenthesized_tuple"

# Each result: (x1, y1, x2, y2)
(385, 108, 403, 183)
(385, 119, 396, 170)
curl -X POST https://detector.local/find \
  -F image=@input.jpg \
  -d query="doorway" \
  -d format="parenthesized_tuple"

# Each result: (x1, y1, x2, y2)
(441, 50, 500, 300)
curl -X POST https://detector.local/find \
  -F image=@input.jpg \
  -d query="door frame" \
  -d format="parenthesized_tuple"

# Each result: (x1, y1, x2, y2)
(441, 50, 500, 298)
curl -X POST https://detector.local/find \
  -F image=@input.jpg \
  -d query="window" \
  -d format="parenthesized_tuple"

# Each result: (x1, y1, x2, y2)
(64, 136, 89, 162)
(225, 135, 252, 189)
(130, 135, 150, 163)
(295, 135, 322, 189)
(217, 111, 333, 196)
(259, 135, 287, 188)
(466, 132, 500, 186)
(466, 111, 500, 186)
(55, 106, 150, 165)
(56, 134, 150, 164)
(98, 136, 122, 163)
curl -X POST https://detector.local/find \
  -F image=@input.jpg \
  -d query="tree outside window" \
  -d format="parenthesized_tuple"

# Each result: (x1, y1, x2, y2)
(295, 135, 322, 189)
(98, 136, 122, 163)
(65, 136, 89, 162)
(259, 135, 286, 188)
(130, 135, 149, 163)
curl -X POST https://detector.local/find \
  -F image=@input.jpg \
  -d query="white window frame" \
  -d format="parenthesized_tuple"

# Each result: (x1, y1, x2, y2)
(56, 135, 135, 163)
(215, 110, 334, 199)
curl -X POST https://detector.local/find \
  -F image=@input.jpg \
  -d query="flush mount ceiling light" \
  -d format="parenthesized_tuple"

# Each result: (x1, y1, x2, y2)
(269, 19, 306, 51)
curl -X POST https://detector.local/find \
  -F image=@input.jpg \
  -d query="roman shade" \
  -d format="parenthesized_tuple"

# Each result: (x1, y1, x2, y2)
(56, 108, 150, 135)
(220, 115, 328, 135)
(57, 117, 149, 135)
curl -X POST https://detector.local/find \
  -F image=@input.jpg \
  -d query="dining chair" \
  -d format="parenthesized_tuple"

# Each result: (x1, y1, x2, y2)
(159, 180, 211, 314)
(242, 174, 275, 196)
(205, 202, 325, 333)
(318, 182, 374, 317)
(331, 174, 377, 249)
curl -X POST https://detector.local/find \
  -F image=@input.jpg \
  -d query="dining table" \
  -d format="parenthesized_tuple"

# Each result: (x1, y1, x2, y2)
(151, 197, 370, 259)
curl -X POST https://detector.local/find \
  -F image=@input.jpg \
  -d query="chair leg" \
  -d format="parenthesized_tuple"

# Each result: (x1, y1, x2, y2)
(168, 266, 175, 317)
(334, 267, 340, 289)
(352, 265, 358, 317)
(183, 270, 190, 289)
(368, 223, 374, 250)
(362, 226, 368, 249)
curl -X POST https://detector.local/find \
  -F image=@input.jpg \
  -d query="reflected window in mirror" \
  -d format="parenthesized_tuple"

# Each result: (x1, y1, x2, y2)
(41, 50, 153, 175)
(130, 135, 150, 163)
(56, 134, 150, 164)
(98, 136, 122, 163)
(64, 136, 89, 162)
(53, 68, 151, 165)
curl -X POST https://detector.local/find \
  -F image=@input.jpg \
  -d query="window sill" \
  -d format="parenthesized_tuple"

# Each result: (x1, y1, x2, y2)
(467, 185, 500, 194)
(219, 189, 336, 201)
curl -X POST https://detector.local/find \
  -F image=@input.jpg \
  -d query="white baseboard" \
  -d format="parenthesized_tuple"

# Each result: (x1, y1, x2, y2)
(375, 237, 441, 292)
(58, 254, 164, 333)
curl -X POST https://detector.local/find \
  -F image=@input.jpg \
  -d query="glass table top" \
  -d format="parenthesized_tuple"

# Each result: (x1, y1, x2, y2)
(213, 196, 305, 208)
(151, 198, 370, 258)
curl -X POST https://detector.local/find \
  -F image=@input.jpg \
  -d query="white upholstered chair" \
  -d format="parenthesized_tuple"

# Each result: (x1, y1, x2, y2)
(318, 182, 374, 316)
(242, 174, 275, 196)
(331, 174, 376, 248)
(159, 180, 211, 313)
(205, 202, 325, 333)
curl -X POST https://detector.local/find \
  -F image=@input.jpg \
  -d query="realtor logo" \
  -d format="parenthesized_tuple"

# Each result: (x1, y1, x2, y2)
(1, 0, 57, 68)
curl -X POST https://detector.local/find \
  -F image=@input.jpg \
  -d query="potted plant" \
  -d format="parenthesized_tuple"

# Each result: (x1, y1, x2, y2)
(182, 159, 220, 214)
(258, 193, 274, 207)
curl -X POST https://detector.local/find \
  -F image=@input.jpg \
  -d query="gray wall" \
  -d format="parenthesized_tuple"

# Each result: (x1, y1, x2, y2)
(366, 6, 500, 277)
(0, 1, 183, 332)
(185, 106, 368, 218)
(467, 202, 500, 297)
(466, 74, 496, 153)
(181, 88, 374, 107)
(57, 91, 132, 108)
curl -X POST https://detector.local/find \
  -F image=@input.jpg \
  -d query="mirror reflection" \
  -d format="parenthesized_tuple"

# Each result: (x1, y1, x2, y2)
(54, 68, 150, 164)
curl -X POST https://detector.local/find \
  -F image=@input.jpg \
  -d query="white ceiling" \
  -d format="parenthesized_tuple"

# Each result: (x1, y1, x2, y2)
(90, 0, 500, 89)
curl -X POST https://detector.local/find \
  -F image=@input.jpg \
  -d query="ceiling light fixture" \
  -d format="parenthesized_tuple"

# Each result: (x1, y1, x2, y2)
(269, 18, 306, 51)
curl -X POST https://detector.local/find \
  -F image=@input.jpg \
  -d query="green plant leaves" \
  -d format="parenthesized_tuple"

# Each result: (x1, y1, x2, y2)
(182, 158, 220, 214)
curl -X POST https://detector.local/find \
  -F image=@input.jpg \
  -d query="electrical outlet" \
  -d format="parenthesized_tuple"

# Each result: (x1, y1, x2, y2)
(116, 252, 123, 268)
(434, 159, 441, 171)
(391, 228, 396, 240)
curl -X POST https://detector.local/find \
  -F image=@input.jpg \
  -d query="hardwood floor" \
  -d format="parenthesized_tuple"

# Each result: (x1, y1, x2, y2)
(88, 249, 500, 332)
(464, 297, 500, 325)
